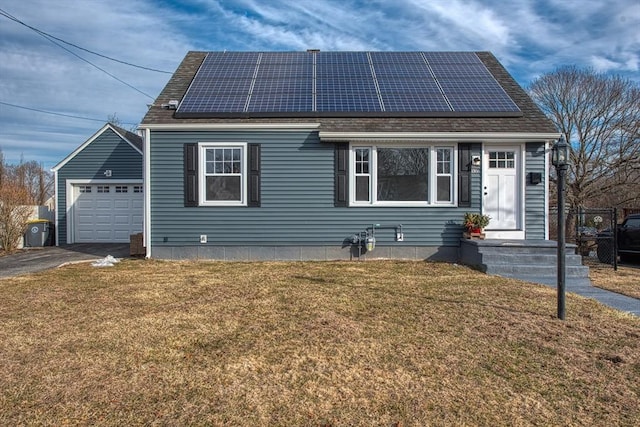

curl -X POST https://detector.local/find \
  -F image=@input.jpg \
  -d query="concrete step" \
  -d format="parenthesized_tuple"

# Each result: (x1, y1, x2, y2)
(484, 263, 590, 277)
(480, 253, 584, 266)
(459, 239, 592, 287)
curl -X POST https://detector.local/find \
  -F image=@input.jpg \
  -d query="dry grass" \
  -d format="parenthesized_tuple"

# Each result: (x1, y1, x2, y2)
(0, 260, 638, 426)
(590, 264, 640, 299)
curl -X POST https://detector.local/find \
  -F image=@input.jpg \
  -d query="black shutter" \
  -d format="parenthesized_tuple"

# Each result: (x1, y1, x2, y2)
(335, 143, 349, 207)
(248, 144, 261, 207)
(458, 143, 471, 207)
(184, 143, 198, 207)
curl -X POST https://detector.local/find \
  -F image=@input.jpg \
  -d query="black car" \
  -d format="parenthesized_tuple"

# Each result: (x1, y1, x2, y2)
(597, 214, 640, 263)
(618, 214, 640, 261)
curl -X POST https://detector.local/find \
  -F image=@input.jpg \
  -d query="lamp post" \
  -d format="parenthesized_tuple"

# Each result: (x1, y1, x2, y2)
(552, 136, 568, 320)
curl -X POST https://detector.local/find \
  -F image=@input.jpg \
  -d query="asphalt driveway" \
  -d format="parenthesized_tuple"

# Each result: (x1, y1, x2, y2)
(0, 244, 131, 279)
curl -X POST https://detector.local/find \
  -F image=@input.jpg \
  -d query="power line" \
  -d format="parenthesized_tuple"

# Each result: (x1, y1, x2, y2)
(0, 8, 172, 74)
(0, 101, 138, 126)
(0, 8, 156, 100)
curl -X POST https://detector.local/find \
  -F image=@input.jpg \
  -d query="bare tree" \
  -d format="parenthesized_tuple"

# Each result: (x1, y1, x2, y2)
(0, 150, 5, 188)
(529, 66, 640, 211)
(0, 180, 33, 252)
(13, 160, 53, 205)
(0, 153, 54, 251)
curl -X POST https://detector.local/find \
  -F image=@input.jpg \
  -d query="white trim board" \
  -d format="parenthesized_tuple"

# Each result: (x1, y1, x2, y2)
(52, 123, 142, 172)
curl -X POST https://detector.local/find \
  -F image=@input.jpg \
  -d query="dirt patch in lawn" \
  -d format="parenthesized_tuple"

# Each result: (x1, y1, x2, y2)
(0, 260, 638, 426)
(590, 264, 640, 300)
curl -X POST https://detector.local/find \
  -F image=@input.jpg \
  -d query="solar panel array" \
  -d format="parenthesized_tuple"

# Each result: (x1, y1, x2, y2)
(176, 51, 521, 116)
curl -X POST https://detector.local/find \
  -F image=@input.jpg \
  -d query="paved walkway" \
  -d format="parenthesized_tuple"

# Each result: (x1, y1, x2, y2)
(0, 244, 130, 279)
(537, 280, 639, 317)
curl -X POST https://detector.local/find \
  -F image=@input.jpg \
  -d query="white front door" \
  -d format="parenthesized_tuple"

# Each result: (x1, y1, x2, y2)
(483, 147, 521, 232)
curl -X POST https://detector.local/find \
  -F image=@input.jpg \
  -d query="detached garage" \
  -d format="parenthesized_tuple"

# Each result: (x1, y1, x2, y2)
(53, 123, 143, 244)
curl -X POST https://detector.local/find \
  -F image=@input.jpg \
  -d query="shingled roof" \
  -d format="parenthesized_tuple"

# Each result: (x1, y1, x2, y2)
(141, 51, 557, 134)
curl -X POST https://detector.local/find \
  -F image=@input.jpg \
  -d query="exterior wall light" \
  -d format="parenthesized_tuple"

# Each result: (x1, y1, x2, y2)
(551, 136, 568, 167)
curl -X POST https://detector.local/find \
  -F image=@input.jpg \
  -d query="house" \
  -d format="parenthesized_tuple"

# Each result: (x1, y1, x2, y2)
(52, 123, 143, 244)
(139, 51, 559, 261)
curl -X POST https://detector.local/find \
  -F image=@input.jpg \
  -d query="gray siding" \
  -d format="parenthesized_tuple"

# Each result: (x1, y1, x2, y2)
(525, 142, 546, 239)
(150, 131, 483, 253)
(56, 128, 142, 244)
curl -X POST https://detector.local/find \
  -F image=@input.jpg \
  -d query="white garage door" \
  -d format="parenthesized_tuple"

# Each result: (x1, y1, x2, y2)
(73, 184, 143, 243)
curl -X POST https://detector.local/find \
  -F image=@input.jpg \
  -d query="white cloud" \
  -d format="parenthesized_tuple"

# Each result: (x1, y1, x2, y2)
(0, 0, 638, 168)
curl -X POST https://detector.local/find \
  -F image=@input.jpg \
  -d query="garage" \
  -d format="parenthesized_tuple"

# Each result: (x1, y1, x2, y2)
(52, 123, 144, 245)
(72, 183, 143, 243)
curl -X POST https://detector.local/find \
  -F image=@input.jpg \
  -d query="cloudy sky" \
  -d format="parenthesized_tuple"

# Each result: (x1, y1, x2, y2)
(1, 0, 638, 169)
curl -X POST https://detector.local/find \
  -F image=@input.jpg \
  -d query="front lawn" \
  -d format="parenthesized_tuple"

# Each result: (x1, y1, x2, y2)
(590, 264, 640, 299)
(0, 260, 638, 426)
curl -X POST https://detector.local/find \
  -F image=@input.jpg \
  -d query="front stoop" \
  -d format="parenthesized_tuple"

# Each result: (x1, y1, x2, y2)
(459, 239, 591, 286)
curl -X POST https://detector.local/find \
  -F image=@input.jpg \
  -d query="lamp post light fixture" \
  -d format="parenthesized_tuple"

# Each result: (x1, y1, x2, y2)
(552, 136, 569, 320)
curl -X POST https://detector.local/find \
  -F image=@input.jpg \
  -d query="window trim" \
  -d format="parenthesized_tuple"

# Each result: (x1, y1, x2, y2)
(349, 143, 457, 207)
(435, 147, 454, 203)
(198, 142, 248, 206)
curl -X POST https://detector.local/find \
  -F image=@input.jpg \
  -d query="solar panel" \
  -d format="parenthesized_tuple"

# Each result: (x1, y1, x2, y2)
(316, 91, 382, 112)
(260, 52, 313, 65)
(316, 61, 372, 77)
(370, 51, 425, 63)
(248, 92, 313, 112)
(430, 63, 493, 78)
(316, 77, 378, 92)
(422, 51, 480, 64)
(316, 52, 369, 64)
(373, 62, 432, 78)
(182, 95, 248, 113)
(175, 51, 522, 116)
(438, 78, 509, 93)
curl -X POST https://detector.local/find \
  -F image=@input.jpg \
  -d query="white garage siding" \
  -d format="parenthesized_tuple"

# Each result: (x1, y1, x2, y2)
(69, 182, 143, 243)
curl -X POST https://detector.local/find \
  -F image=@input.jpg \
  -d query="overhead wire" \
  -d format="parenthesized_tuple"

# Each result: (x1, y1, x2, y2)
(0, 8, 157, 100)
(0, 101, 139, 126)
(0, 9, 171, 74)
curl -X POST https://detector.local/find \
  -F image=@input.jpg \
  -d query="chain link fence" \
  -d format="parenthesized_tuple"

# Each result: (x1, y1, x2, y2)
(549, 207, 618, 270)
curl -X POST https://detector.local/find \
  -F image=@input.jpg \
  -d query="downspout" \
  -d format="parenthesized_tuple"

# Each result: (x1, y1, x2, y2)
(144, 127, 152, 258)
(544, 140, 550, 240)
(53, 168, 59, 246)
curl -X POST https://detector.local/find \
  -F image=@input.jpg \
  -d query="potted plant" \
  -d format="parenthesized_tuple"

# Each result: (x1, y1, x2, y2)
(463, 212, 491, 238)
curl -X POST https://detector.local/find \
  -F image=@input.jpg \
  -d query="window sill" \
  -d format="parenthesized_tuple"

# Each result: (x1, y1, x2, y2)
(349, 203, 457, 208)
(199, 201, 247, 207)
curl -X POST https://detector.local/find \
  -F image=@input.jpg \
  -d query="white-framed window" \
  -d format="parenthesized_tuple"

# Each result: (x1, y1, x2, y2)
(350, 144, 456, 206)
(97, 185, 110, 193)
(354, 148, 371, 202)
(199, 143, 247, 206)
(78, 185, 92, 193)
(488, 151, 515, 169)
(133, 186, 143, 193)
(115, 185, 128, 193)
(436, 148, 453, 203)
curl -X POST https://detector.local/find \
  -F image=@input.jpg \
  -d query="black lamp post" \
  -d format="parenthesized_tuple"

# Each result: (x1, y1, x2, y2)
(552, 136, 568, 320)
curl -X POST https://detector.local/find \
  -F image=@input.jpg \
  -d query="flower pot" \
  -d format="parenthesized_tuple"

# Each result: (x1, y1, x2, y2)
(464, 228, 486, 240)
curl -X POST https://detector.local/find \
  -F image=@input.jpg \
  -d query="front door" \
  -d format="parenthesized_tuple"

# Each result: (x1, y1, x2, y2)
(483, 147, 521, 231)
